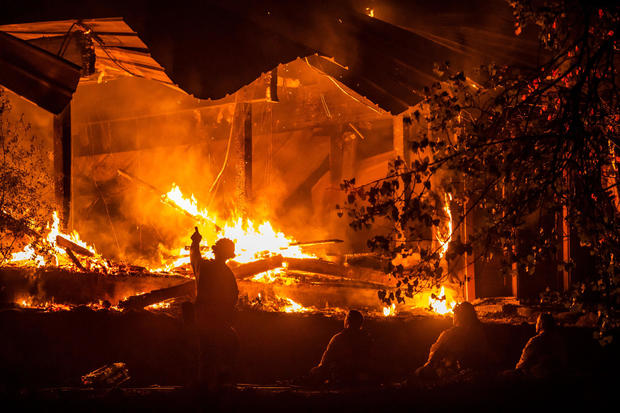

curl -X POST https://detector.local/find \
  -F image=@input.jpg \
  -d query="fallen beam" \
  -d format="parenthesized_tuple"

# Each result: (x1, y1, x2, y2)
(283, 238, 343, 248)
(64, 248, 86, 272)
(120, 256, 286, 309)
(232, 255, 284, 279)
(284, 258, 350, 277)
(56, 235, 95, 257)
(118, 281, 195, 310)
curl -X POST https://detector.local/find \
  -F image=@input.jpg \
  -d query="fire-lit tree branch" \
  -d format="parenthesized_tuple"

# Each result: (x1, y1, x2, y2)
(339, 0, 619, 323)
(0, 90, 52, 264)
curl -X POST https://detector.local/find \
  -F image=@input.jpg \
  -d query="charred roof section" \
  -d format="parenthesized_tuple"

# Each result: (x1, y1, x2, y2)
(0, 0, 540, 114)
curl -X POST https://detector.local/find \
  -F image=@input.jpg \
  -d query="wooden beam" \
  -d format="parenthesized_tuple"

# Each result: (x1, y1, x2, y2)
(230, 101, 252, 204)
(463, 200, 476, 302)
(53, 102, 71, 229)
(329, 124, 344, 186)
(244, 103, 253, 199)
(561, 170, 571, 291)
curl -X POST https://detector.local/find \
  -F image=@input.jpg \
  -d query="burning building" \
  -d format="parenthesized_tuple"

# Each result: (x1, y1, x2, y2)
(1, 0, 570, 318)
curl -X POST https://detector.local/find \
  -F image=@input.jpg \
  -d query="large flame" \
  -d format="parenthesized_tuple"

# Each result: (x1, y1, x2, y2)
(157, 184, 315, 272)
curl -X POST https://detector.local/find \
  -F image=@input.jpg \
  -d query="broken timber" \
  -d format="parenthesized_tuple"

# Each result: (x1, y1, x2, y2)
(56, 235, 95, 257)
(119, 256, 284, 309)
(285, 258, 350, 277)
(63, 248, 86, 272)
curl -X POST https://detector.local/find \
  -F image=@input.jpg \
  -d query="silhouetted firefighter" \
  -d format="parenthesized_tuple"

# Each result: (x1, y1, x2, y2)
(514, 313, 568, 379)
(190, 227, 239, 390)
(310, 309, 375, 384)
(415, 302, 490, 379)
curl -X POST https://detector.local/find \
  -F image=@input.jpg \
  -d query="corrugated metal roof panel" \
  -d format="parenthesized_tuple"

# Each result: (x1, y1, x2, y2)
(0, 31, 80, 114)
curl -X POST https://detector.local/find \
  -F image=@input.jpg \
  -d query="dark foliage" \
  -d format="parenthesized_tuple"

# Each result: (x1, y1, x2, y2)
(339, 0, 619, 329)
(0, 89, 52, 263)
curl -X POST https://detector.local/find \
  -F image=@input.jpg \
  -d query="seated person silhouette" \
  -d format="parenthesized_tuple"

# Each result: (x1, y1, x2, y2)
(310, 309, 374, 384)
(515, 313, 568, 379)
(415, 301, 489, 379)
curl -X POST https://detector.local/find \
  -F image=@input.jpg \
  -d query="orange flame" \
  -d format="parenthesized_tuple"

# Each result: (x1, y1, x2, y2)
(383, 303, 396, 316)
(437, 193, 453, 259)
(156, 184, 315, 273)
(9, 211, 107, 270)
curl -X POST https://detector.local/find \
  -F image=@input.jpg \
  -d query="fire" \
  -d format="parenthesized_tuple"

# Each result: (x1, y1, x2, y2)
(428, 286, 457, 315)
(9, 211, 106, 270)
(282, 297, 310, 313)
(19, 297, 71, 312)
(7, 183, 461, 317)
(436, 193, 453, 259)
(163, 183, 219, 227)
(383, 303, 396, 316)
(251, 268, 297, 285)
(157, 184, 315, 273)
(10, 244, 45, 266)
(146, 301, 171, 310)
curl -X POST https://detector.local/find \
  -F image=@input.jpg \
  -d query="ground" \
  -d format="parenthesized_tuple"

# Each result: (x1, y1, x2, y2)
(1, 307, 618, 411)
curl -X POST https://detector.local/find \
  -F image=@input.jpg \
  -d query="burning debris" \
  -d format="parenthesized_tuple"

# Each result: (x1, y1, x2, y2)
(2, 192, 458, 317)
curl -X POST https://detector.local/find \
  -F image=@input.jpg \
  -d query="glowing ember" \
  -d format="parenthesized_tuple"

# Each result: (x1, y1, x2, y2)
(19, 298, 71, 312)
(251, 268, 297, 285)
(281, 297, 310, 313)
(146, 301, 172, 310)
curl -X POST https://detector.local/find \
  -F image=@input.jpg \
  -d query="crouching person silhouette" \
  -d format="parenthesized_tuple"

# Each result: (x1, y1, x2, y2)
(310, 310, 375, 385)
(415, 302, 489, 380)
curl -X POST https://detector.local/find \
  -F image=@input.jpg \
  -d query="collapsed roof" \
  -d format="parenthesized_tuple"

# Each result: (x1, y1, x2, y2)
(0, 0, 539, 115)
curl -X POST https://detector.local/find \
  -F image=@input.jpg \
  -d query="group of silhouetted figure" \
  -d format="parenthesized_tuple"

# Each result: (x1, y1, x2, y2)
(188, 233, 569, 390)
(311, 303, 568, 386)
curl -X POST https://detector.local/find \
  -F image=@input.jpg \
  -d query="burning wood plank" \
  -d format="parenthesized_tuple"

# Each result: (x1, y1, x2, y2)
(55, 235, 95, 257)
(284, 258, 350, 277)
(63, 248, 86, 271)
(282, 238, 343, 248)
(119, 256, 285, 309)
(118, 281, 195, 310)
(232, 255, 284, 279)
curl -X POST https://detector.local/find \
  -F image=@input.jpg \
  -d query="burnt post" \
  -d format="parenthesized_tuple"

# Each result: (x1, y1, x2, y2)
(53, 102, 71, 229)
(329, 124, 344, 186)
(393, 114, 412, 166)
(230, 101, 253, 204)
(462, 199, 476, 302)
(560, 170, 571, 291)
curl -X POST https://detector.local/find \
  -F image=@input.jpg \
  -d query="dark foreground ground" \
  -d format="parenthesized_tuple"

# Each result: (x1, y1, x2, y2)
(1, 307, 618, 411)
